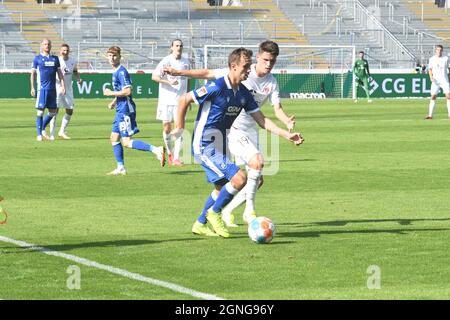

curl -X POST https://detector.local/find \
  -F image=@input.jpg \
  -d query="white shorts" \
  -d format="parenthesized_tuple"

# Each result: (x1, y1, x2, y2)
(228, 127, 261, 166)
(156, 104, 178, 123)
(57, 89, 74, 109)
(431, 81, 450, 96)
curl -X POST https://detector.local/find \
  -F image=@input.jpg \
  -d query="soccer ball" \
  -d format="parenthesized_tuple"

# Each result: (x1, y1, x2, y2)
(248, 217, 275, 244)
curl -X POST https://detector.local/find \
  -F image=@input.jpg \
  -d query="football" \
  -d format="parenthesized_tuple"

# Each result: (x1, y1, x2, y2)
(248, 217, 275, 244)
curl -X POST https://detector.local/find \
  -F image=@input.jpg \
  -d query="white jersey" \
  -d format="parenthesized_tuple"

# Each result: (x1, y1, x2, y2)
(154, 54, 190, 107)
(56, 56, 77, 93)
(214, 64, 280, 131)
(428, 55, 450, 84)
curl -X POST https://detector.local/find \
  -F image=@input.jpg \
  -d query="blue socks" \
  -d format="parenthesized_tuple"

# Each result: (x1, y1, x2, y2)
(36, 116, 43, 136)
(130, 140, 154, 152)
(112, 142, 124, 167)
(212, 183, 239, 214)
(42, 113, 56, 130)
(198, 191, 218, 224)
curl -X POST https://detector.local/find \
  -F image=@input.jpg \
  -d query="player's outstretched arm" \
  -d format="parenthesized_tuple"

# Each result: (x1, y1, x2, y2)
(163, 67, 216, 80)
(273, 102, 295, 132)
(250, 110, 304, 145)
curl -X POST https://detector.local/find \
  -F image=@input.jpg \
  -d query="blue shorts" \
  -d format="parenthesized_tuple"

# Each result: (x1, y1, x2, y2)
(195, 146, 240, 185)
(35, 89, 57, 109)
(112, 113, 140, 137)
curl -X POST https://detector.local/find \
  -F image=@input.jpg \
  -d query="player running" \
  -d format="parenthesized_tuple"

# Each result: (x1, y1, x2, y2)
(30, 38, 66, 141)
(172, 47, 304, 237)
(103, 46, 166, 176)
(425, 45, 450, 119)
(353, 50, 372, 103)
(46, 43, 82, 140)
(151, 39, 190, 166)
(164, 41, 296, 227)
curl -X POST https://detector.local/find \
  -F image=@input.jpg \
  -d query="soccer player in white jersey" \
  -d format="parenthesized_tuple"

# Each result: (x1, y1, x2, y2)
(47, 43, 82, 140)
(152, 39, 190, 166)
(164, 41, 296, 227)
(425, 45, 450, 119)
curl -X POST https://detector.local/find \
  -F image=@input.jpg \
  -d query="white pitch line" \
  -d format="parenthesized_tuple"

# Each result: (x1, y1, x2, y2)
(0, 235, 224, 300)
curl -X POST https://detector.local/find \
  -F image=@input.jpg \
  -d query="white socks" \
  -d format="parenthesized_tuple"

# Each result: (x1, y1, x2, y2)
(173, 135, 183, 160)
(60, 114, 72, 133)
(163, 131, 172, 155)
(49, 113, 72, 136)
(244, 169, 262, 215)
(428, 100, 436, 117)
(222, 188, 246, 215)
(447, 99, 450, 117)
(49, 114, 57, 137)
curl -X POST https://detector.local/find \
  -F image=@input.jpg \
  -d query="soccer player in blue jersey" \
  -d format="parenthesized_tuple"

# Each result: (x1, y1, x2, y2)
(103, 46, 166, 175)
(30, 38, 66, 141)
(173, 48, 304, 237)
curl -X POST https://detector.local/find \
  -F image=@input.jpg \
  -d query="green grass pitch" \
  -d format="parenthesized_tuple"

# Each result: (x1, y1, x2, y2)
(1, 98, 450, 299)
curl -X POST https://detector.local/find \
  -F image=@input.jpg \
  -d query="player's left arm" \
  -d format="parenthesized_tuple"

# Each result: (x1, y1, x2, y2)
(57, 68, 66, 95)
(273, 102, 296, 132)
(250, 110, 303, 145)
(270, 84, 295, 131)
(104, 70, 132, 97)
(103, 86, 132, 98)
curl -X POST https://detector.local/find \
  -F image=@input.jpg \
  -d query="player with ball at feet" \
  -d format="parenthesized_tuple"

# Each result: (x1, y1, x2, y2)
(164, 40, 297, 227)
(172, 47, 304, 238)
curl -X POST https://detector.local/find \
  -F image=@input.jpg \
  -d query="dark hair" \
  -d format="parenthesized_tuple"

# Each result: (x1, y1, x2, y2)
(107, 46, 121, 55)
(436, 45, 444, 50)
(259, 40, 279, 57)
(228, 47, 253, 67)
(171, 39, 183, 46)
(359, 51, 365, 54)
(61, 43, 70, 50)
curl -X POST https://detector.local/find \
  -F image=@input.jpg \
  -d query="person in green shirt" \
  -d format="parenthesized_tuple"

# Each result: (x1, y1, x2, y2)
(353, 51, 372, 103)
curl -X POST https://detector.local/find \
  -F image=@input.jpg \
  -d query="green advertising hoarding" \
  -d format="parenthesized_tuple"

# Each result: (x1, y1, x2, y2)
(0, 73, 159, 99)
(360, 74, 446, 98)
(0, 72, 444, 99)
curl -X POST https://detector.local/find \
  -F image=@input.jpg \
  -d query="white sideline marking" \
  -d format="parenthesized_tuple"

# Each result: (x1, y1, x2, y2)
(0, 235, 224, 300)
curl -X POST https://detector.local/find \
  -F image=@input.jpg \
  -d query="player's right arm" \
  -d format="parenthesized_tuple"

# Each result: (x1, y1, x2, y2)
(428, 57, 434, 83)
(163, 67, 216, 80)
(30, 69, 37, 97)
(30, 57, 37, 97)
(174, 92, 194, 132)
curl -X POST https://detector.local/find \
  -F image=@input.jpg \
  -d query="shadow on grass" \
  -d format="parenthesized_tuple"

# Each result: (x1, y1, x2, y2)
(278, 217, 450, 228)
(276, 227, 450, 238)
(0, 237, 204, 254)
(166, 170, 204, 175)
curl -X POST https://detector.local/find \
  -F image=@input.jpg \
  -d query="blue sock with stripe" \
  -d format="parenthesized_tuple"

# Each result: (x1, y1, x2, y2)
(42, 112, 56, 130)
(198, 191, 218, 224)
(129, 140, 154, 152)
(36, 116, 43, 136)
(211, 183, 239, 214)
(112, 142, 124, 167)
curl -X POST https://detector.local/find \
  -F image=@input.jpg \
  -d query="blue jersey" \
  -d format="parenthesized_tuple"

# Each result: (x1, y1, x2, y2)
(192, 76, 260, 156)
(32, 54, 60, 90)
(112, 65, 136, 114)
